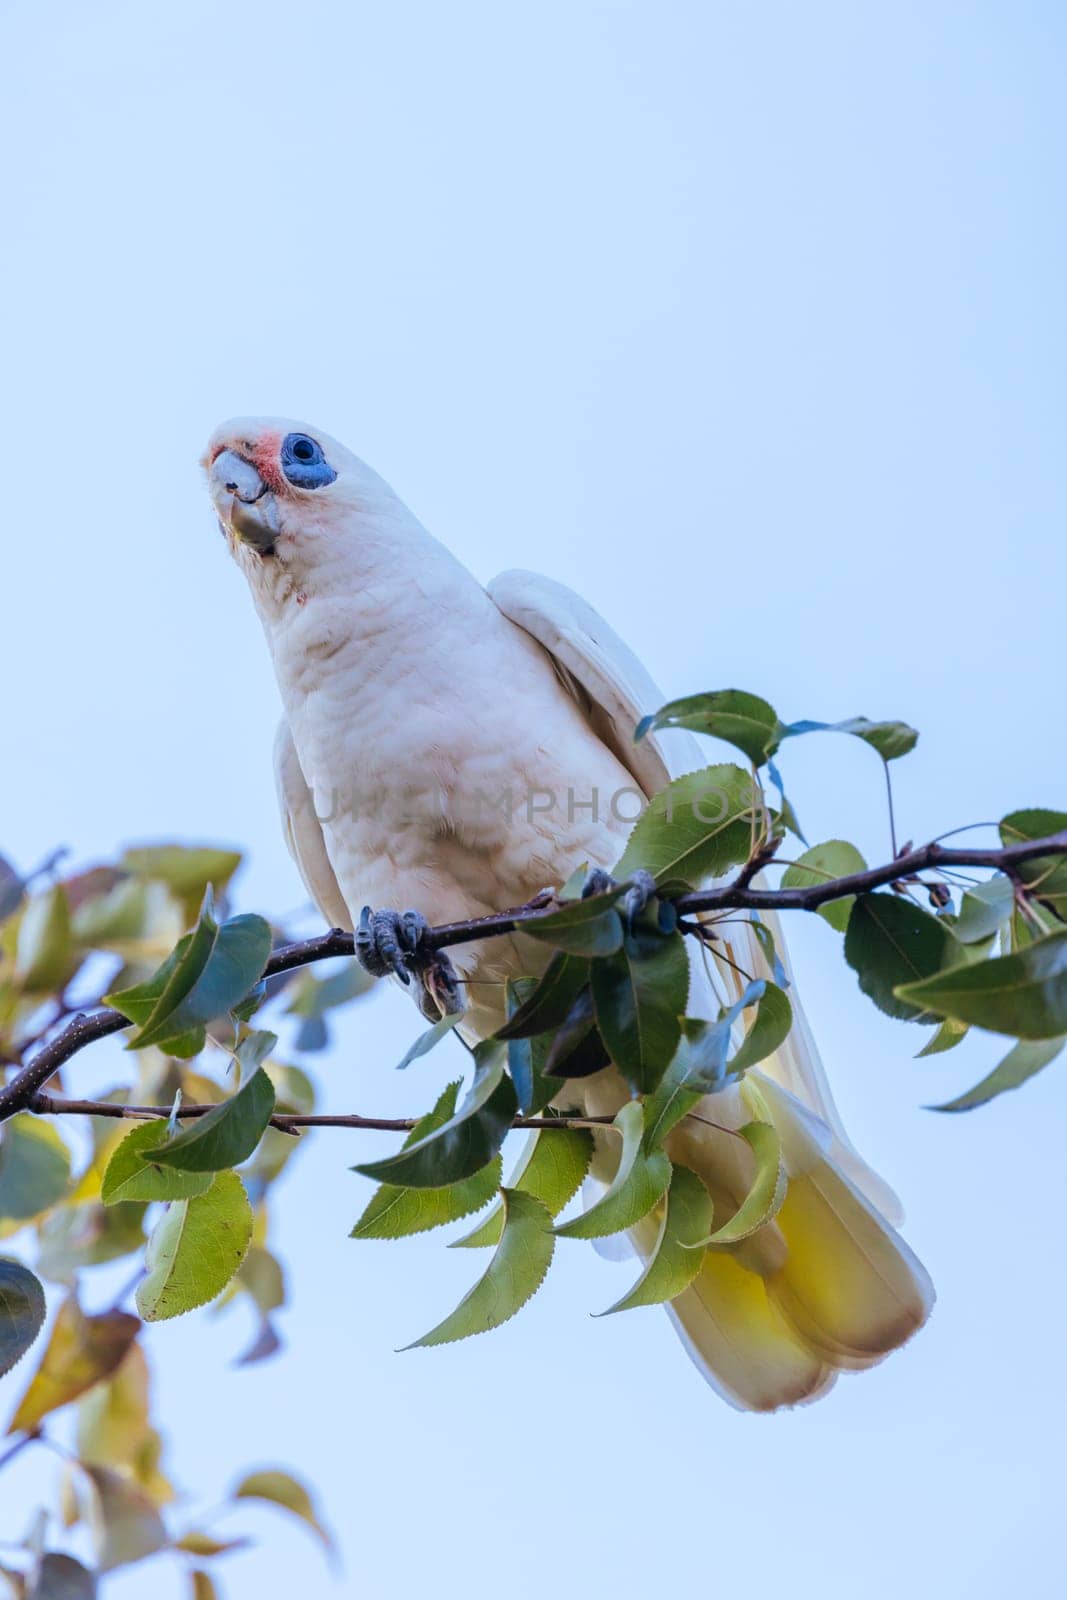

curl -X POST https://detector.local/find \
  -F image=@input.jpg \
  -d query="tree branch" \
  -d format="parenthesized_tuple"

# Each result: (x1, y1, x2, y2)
(2, 828, 1064, 1128)
(27, 1092, 615, 1134)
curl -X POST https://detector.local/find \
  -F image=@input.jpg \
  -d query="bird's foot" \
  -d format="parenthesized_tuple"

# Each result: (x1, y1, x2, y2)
(580, 867, 661, 932)
(356, 907, 464, 1021)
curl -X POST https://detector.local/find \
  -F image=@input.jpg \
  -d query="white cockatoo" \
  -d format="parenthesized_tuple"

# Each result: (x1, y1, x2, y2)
(204, 417, 933, 1410)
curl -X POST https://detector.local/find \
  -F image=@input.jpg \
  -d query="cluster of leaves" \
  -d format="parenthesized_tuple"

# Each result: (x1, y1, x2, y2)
(1, 686, 1064, 1588)
(347, 690, 1066, 1343)
(0, 846, 358, 1596)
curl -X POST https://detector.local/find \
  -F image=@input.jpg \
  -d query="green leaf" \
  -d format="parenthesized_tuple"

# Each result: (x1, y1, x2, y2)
(748, 914, 789, 987)
(641, 983, 766, 1153)
(107, 901, 272, 1055)
(928, 1036, 1066, 1112)
(895, 929, 1067, 1039)
(453, 1126, 593, 1247)
(106, 900, 219, 1053)
(136, 1171, 253, 1322)
(133, 913, 272, 1051)
(0, 1117, 70, 1221)
(597, 1164, 713, 1314)
(404, 1189, 555, 1348)
(15, 886, 73, 992)
(521, 891, 624, 958)
(101, 1121, 213, 1205)
(395, 1010, 464, 1070)
(1000, 809, 1067, 922)
(36, 1202, 146, 1284)
(233, 1468, 334, 1557)
(542, 990, 609, 1079)
(780, 840, 868, 931)
(500, 979, 557, 1114)
(151, 1070, 275, 1174)
(845, 894, 961, 1021)
(493, 953, 589, 1040)
(953, 876, 1015, 944)
(693, 1122, 785, 1245)
(354, 1046, 518, 1189)
(915, 1017, 970, 1057)
(635, 690, 782, 766)
(615, 764, 767, 886)
(554, 1101, 670, 1239)
(781, 716, 919, 762)
(85, 1464, 167, 1572)
(351, 1082, 502, 1239)
(0, 1258, 46, 1380)
(8, 1298, 139, 1433)
(591, 931, 689, 1094)
(726, 981, 793, 1072)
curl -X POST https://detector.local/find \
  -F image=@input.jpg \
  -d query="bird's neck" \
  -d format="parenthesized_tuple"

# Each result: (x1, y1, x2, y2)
(248, 511, 489, 729)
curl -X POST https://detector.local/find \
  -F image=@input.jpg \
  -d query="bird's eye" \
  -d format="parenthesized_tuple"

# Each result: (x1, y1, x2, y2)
(281, 432, 337, 489)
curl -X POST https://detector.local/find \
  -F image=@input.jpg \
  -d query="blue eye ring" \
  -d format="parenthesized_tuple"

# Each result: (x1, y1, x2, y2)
(281, 432, 337, 489)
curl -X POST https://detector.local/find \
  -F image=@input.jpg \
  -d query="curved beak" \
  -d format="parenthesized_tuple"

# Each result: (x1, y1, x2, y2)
(210, 449, 279, 556)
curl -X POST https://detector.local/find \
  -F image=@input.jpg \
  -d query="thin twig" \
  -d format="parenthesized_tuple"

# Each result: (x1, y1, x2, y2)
(2, 828, 1064, 1128)
(0, 1432, 41, 1475)
(27, 1092, 616, 1134)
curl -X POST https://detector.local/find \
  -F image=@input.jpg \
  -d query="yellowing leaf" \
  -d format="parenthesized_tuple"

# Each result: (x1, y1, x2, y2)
(74, 1343, 173, 1510)
(405, 1189, 555, 1348)
(176, 1533, 250, 1558)
(8, 1298, 139, 1434)
(233, 1468, 334, 1556)
(121, 844, 242, 920)
(136, 1172, 253, 1323)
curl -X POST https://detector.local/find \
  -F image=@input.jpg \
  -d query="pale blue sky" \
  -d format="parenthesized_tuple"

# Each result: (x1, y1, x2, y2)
(2, 2, 1066, 1596)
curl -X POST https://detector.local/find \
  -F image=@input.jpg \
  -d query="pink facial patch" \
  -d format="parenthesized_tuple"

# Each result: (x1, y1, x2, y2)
(250, 431, 284, 493)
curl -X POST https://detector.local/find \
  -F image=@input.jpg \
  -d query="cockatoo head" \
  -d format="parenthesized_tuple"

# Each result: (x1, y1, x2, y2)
(202, 417, 402, 594)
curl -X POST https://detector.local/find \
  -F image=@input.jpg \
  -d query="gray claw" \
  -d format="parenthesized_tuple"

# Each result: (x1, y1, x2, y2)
(622, 869, 657, 931)
(581, 867, 616, 900)
(356, 905, 463, 1020)
(580, 867, 657, 934)
(356, 906, 411, 983)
